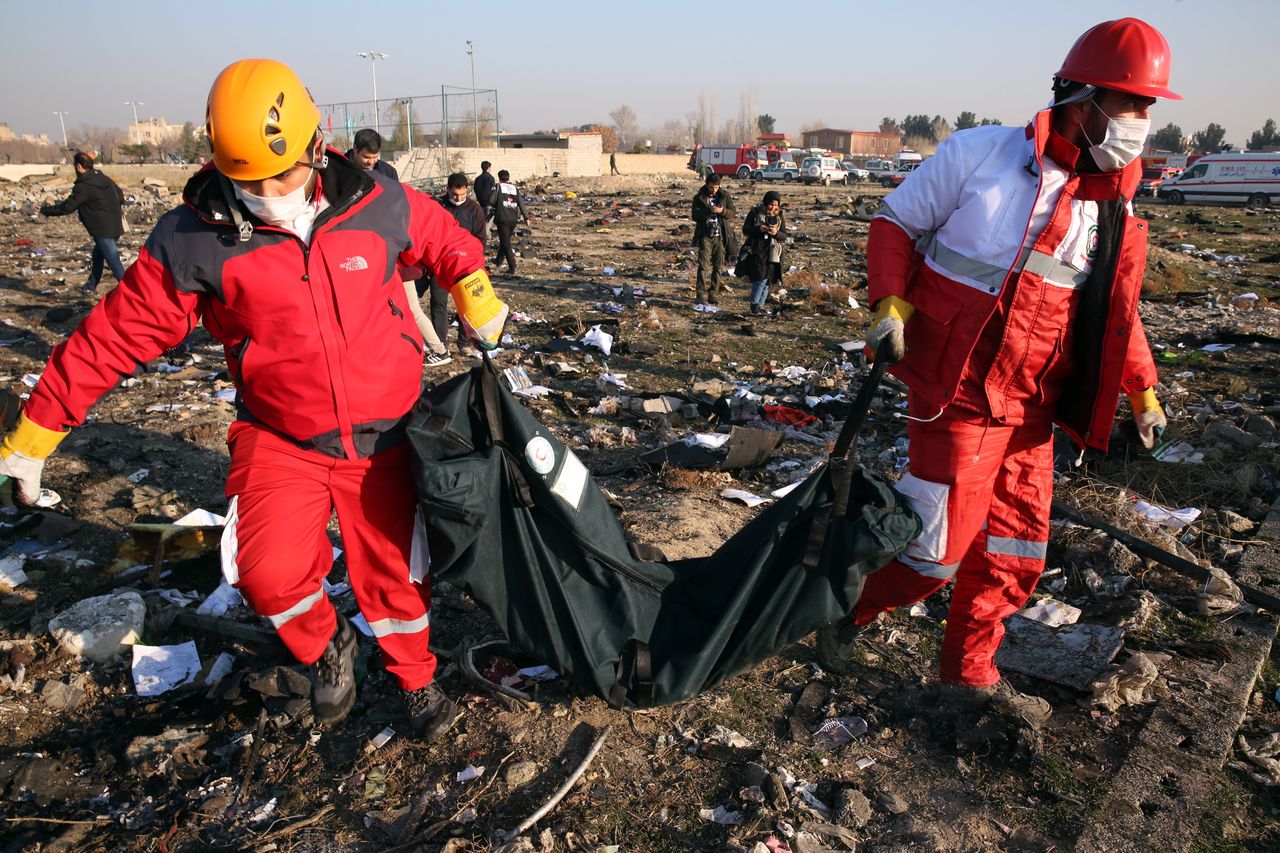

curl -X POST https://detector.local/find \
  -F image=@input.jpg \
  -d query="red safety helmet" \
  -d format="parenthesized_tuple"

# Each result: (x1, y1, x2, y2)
(1056, 17, 1181, 100)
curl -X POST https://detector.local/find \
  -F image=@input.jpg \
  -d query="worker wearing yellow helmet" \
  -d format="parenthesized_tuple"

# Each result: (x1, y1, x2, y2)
(0, 58, 509, 737)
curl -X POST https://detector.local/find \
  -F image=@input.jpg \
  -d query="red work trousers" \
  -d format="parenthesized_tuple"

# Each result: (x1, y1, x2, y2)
(221, 422, 436, 690)
(853, 402, 1054, 687)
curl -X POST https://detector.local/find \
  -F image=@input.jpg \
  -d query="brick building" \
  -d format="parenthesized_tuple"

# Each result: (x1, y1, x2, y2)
(800, 128, 901, 158)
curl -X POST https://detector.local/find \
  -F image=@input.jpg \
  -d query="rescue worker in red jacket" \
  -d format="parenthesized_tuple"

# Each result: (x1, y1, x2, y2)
(0, 59, 509, 738)
(817, 18, 1177, 725)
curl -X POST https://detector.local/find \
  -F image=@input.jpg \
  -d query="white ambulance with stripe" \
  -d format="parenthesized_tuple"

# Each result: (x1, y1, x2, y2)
(1157, 151, 1279, 207)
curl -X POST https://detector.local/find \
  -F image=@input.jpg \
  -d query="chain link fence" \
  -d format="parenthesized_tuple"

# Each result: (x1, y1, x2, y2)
(318, 87, 500, 186)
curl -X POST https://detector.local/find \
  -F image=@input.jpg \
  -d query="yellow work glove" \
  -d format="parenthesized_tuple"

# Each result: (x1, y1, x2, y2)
(1128, 388, 1167, 450)
(452, 269, 509, 351)
(0, 414, 68, 505)
(866, 295, 914, 364)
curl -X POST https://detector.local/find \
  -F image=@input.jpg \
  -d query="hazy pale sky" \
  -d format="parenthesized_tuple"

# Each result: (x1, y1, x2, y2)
(2, 0, 1274, 147)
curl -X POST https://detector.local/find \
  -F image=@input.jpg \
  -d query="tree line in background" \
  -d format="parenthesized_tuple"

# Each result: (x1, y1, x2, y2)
(3, 109, 1279, 163)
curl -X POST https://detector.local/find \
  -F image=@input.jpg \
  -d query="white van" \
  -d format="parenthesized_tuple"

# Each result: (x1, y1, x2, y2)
(1157, 152, 1279, 207)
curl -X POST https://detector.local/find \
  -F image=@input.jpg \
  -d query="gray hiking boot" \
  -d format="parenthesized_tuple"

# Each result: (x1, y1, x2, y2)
(403, 682, 459, 741)
(815, 614, 867, 675)
(311, 613, 357, 726)
(938, 679, 1052, 727)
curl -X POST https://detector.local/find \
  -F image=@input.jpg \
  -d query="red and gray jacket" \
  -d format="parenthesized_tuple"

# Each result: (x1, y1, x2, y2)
(26, 150, 484, 459)
(868, 109, 1157, 451)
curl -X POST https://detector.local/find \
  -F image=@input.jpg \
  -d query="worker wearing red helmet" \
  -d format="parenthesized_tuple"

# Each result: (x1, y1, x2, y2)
(818, 19, 1178, 725)
(0, 59, 510, 737)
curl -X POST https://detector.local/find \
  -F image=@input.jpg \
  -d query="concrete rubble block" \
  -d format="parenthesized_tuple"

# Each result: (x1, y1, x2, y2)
(47, 590, 146, 662)
(40, 679, 86, 712)
(1219, 509, 1256, 534)
(995, 615, 1125, 690)
(503, 760, 538, 788)
(1204, 419, 1264, 450)
(833, 787, 873, 828)
(1243, 414, 1277, 438)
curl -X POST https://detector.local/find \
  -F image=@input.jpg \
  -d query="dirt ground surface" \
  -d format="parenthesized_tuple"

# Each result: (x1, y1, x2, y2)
(0, 169, 1278, 852)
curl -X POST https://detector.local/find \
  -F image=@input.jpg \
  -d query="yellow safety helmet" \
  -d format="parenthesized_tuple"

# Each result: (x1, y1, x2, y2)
(206, 58, 322, 181)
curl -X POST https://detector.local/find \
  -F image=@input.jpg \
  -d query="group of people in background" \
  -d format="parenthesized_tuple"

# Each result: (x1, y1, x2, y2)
(345, 130, 530, 363)
(691, 172, 788, 315)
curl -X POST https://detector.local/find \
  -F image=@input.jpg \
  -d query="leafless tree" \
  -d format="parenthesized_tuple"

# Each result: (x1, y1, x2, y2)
(609, 104, 639, 150)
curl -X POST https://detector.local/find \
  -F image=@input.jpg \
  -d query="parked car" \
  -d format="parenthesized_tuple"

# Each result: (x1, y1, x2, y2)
(800, 156, 848, 186)
(863, 159, 897, 181)
(840, 161, 870, 182)
(1157, 152, 1278, 207)
(752, 160, 800, 181)
(880, 162, 921, 188)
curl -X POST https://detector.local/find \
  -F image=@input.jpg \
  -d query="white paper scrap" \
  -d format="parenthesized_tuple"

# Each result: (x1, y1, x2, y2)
(132, 641, 202, 697)
(206, 652, 235, 685)
(581, 325, 614, 357)
(196, 580, 243, 616)
(1016, 598, 1082, 628)
(175, 508, 226, 527)
(1134, 500, 1202, 530)
(720, 488, 772, 508)
(457, 764, 486, 783)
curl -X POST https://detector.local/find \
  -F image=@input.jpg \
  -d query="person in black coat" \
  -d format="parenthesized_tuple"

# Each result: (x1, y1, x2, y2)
(346, 128, 399, 180)
(40, 152, 126, 295)
(491, 170, 529, 275)
(423, 173, 488, 358)
(473, 160, 497, 238)
(690, 172, 736, 305)
(740, 190, 786, 315)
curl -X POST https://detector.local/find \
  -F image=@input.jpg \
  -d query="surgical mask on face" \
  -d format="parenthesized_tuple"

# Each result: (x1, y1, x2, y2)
(1081, 105, 1150, 172)
(233, 177, 318, 239)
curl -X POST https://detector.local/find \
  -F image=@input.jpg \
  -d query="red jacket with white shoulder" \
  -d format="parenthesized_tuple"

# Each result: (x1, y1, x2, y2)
(26, 151, 485, 459)
(868, 109, 1157, 450)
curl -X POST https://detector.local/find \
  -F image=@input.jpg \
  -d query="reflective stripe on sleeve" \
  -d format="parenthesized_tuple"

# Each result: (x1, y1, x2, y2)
(267, 589, 326, 628)
(916, 231, 1010, 294)
(986, 535, 1048, 560)
(365, 612, 431, 638)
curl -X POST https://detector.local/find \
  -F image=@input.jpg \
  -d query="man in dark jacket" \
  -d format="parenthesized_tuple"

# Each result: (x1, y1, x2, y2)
(346, 128, 398, 180)
(492, 169, 529, 276)
(473, 161, 497, 220)
(690, 172, 735, 306)
(40, 152, 126, 296)
(414, 173, 488, 360)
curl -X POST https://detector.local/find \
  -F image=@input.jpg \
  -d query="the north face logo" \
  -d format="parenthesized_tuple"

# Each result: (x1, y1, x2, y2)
(339, 256, 369, 272)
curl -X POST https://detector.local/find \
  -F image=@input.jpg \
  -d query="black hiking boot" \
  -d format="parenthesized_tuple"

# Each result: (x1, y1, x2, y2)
(403, 682, 459, 741)
(815, 614, 867, 675)
(311, 613, 357, 726)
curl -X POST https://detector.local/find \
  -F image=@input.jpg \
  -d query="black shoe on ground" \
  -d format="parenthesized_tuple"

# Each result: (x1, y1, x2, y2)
(815, 614, 866, 675)
(403, 682, 459, 740)
(82, 281, 98, 296)
(425, 350, 452, 368)
(311, 613, 357, 726)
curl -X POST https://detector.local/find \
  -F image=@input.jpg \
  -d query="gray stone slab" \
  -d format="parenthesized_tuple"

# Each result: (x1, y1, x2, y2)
(1074, 610, 1277, 853)
(995, 615, 1125, 690)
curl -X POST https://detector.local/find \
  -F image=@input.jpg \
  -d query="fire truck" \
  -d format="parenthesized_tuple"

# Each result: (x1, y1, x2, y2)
(686, 144, 771, 179)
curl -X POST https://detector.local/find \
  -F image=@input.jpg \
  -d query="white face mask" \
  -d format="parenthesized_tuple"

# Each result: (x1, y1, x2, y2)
(1082, 105, 1150, 172)
(233, 177, 318, 239)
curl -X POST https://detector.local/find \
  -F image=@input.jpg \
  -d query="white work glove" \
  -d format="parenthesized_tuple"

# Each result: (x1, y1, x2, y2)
(865, 296, 913, 365)
(0, 414, 68, 506)
(1129, 388, 1168, 450)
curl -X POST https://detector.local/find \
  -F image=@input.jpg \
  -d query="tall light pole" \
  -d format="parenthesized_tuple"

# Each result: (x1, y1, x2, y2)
(356, 51, 389, 134)
(397, 99, 413, 150)
(124, 101, 144, 145)
(52, 111, 69, 149)
(466, 40, 479, 147)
